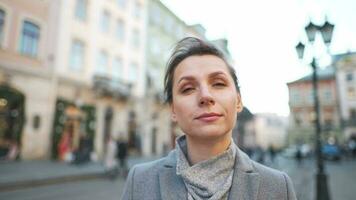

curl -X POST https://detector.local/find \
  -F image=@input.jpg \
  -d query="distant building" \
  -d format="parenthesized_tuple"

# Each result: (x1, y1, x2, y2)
(233, 107, 256, 150)
(0, 0, 148, 160)
(334, 52, 356, 140)
(287, 66, 341, 145)
(49, 0, 148, 159)
(0, 0, 55, 159)
(211, 38, 233, 64)
(0, 0, 237, 160)
(254, 113, 288, 149)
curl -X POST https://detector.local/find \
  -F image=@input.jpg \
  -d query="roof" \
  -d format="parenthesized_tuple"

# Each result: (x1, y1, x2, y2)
(332, 51, 356, 63)
(288, 51, 356, 85)
(288, 66, 335, 84)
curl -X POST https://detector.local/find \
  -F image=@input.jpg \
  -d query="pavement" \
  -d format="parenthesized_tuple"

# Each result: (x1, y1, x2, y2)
(0, 156, 159, 192)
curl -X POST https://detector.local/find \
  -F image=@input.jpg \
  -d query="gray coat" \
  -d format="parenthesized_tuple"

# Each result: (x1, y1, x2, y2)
(121, 148, 297, 200)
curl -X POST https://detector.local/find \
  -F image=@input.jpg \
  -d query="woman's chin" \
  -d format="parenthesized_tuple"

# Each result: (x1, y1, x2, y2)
(187, 127, 231, 141)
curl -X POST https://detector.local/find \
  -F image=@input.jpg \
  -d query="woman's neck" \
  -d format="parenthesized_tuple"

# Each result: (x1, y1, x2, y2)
(186, 133, 232, 165)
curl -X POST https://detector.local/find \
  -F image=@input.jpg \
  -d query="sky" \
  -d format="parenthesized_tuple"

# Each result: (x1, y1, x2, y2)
(161, 0, 356, 116)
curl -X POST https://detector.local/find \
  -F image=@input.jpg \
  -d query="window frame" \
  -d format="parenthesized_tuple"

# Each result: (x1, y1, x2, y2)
(100, 10, 111, 33)
(96, 50, 109, 75)
(74, 0, 87, 22)
(19, 20, 40, 57)
(69, 39, 85, 72)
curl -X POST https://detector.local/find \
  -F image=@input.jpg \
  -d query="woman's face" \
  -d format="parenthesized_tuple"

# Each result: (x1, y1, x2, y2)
(171, 55, 242, 141)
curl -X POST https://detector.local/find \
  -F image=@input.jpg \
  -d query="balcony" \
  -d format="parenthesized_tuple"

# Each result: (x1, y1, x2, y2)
(92, 75, 132, 100)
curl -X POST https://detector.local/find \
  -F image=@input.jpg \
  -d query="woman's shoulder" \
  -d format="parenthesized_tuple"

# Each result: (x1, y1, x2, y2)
(251, 161, 296, 198)
(130, 150, 177, 177)
(251, 161, 286, 177)
(251, 160, 292, 184)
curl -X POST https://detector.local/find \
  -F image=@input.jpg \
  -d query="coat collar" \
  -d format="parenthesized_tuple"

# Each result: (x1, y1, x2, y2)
(228, 149, 260, 200)
(158, 147, 260, 200)
(159, 150, 187, 200)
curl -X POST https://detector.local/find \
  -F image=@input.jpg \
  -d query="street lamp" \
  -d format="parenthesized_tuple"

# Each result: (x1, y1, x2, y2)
(295, 18, 335, 200)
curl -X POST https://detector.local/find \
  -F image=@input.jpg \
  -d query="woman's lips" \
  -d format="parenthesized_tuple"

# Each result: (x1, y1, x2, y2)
(195, 113, 222, 122)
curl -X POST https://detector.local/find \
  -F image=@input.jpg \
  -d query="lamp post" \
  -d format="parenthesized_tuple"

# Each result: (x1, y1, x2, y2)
(295, 18, 334, 200)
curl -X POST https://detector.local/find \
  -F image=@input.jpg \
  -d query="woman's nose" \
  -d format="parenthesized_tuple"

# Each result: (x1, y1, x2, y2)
(199, 86, 215, 106)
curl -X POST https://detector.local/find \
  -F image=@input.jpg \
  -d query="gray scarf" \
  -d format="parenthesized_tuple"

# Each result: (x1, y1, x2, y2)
(176, 136, 237, 200)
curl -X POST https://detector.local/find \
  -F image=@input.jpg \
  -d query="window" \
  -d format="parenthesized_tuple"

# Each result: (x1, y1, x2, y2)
(164, 17, 173, 33)
(150, 5, 161, 25)
(112, 57, 123, 79)
(290, 90, 301, 105)
(150, 37, 160, 56)
(348, 87, 356, 100)
(0, 9, 5, 47)
(100, 11, 110, 33)
(294, 112, 302, 126)
(131, 29, 140, 49)
(133, 1, 141, 19)
(96, 50, 108, 75)
(128, 63, 138, 82)
(306, 90, 315, 104)
(115, 19, 125, 41)
(20, 20, 40, 57)
(323, 89, 332, 102)
(346, 72, 353, 82)
(177, 25, 184, 39)
(69, 40, 85, 71)
(75, 0, 87, 21)
(117, 0, 126, 9)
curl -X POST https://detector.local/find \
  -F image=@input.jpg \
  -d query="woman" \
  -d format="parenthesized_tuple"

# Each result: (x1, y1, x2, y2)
(121, 37, 296, 200)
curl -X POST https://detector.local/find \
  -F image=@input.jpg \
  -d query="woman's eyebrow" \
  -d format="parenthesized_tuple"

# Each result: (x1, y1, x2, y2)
(177, 76, 195, 84)
(209, 71, 228, 78)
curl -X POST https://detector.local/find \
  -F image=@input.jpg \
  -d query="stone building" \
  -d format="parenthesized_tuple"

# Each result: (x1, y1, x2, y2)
(287, 66, 341, 145)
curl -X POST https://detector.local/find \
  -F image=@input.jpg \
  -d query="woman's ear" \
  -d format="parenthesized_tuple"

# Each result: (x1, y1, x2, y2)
(236, 94, 243, 113)
(170, 104, 177, 122)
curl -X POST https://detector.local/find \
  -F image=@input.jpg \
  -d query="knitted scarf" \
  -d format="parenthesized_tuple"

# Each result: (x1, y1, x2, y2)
(176, 136, 237, 200)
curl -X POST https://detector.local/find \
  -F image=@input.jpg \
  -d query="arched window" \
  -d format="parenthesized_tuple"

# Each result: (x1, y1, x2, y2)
(20, 20, 40, 57)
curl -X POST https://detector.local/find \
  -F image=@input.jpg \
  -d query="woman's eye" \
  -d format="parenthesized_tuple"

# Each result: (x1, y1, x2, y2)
(213, 82, 226, 87)
(181, 87, 194, 93)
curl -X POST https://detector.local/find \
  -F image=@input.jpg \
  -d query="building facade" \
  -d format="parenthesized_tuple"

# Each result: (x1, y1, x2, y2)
(50, 0, 148, 159)
(0, 0, 236, 160)
(254, 113, 288, 149)
(334, 52, 356, 140)
(287, 66, 341, 145)
(0, 0, 148, 160)
(0, 0, 55, 159)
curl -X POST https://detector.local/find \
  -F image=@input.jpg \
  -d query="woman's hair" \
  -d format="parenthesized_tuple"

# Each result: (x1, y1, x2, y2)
(163, 37, 240, 104)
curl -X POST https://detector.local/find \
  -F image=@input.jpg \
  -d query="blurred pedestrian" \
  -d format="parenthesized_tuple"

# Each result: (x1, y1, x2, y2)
(121, 37, 296, 200)
(116, 136, 128, 176)
(105, 135, 118, 179)
(58, 126, 72, 162)
(295, 147, 302, 165)
(348, 139, 356, 158)
(269, 145, 276, 163)
(6, 139, 19, 160)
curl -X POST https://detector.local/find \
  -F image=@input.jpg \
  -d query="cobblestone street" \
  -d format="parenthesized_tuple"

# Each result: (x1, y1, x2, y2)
(267, 156, 356, 200)
(1, 155, 355, 200)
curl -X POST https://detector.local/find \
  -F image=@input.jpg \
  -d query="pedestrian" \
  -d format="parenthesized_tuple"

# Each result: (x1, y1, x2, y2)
(295, 146, 302, 165)
(121, 37, 297, 200)
(269, 145, 276, 163)
(105, 135, 118, 179)
(116, 136, 128, 176)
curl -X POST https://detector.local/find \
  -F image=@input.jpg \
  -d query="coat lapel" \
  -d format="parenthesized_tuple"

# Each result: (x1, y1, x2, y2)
(158, 150, 187, 200)
(228, 149, 260, 200)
